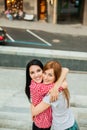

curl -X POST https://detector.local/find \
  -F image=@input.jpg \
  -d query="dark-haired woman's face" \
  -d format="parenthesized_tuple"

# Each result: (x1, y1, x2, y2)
(29, 65, 43, 83)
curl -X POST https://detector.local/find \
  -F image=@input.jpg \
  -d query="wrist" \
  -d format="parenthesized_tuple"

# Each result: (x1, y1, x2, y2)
(58, 86, 64, 92)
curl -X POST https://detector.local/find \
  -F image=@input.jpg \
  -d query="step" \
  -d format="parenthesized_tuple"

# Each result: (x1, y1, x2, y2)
(0, 106, 87, 130)
(71, 107, 87, 130)
(0, 129, 17, 130)
(0, 46, 87, 71)
(0, 111, 32, 130)
(0, 119, 31, 130)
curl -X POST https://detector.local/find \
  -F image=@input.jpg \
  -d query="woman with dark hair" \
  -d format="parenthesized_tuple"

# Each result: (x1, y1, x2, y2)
(25, 59, 69, 130)
(25, 59, 43, 101)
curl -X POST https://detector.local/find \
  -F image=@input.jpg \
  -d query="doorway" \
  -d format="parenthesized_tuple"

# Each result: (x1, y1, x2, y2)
(38, 0, 47, 20)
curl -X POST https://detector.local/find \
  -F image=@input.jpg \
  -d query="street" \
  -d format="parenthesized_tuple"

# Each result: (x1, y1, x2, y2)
(1, 27, 87, 52)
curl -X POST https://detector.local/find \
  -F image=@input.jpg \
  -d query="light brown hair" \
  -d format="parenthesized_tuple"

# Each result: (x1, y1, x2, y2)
(43, 60, 70, 107)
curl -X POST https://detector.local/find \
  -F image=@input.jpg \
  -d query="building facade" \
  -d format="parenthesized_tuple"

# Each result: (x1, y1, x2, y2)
(0, 0, 87, 25)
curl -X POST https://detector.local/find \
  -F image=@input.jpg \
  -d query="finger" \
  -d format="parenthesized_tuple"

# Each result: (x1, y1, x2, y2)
(50, 97, 55, 102)
(50, 95, 58, 102)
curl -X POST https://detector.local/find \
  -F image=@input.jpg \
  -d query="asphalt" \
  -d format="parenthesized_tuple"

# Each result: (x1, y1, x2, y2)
(0, 18, 87, 71)
(0, 17, 87, 130)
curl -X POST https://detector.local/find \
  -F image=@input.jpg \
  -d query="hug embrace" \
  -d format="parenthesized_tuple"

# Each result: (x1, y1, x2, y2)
(25, 59, 80, 130)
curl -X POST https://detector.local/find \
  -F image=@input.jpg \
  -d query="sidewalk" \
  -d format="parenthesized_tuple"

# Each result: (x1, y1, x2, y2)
(0, 17, 87, 36)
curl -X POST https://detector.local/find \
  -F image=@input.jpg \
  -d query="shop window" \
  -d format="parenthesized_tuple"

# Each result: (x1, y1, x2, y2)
(6, 0, 23, 12)
(58, 0, 81, 22)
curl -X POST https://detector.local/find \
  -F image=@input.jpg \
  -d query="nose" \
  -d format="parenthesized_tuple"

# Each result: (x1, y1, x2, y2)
(34, 72, 39, 78)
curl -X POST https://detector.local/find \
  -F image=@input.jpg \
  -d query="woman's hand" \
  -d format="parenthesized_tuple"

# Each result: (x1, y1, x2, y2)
(49, 87, 59, 102)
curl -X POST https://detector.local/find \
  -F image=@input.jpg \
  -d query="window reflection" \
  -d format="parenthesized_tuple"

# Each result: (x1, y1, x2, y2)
(58, 0, 80, 22)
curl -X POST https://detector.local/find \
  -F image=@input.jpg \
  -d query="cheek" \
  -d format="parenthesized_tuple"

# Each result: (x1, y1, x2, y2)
(30, 74, 34, 80)
(42, 73, 44, 78)
(50, 77, 55, 82)
(39, 71, 43, 77)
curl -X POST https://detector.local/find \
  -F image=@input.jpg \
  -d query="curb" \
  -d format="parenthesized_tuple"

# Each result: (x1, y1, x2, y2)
(0, 46, 87, 71)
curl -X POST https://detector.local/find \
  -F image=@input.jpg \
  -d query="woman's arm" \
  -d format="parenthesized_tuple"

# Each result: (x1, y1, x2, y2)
(49, 68, 69, 102)
(31, 102, 50, 117)
(32, 80, 68, 117)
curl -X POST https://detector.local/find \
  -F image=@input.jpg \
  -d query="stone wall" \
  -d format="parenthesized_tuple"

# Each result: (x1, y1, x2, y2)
(23, 0, 35, 14)
(0, 0, 4, 12)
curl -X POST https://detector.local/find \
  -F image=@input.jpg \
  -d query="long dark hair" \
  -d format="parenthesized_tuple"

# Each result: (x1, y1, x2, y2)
(25, 59, 43, 102)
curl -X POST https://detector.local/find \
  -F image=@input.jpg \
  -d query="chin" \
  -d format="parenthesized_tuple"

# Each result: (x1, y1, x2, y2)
(36, 80, 42, 83)
(44, 82, 49, 84)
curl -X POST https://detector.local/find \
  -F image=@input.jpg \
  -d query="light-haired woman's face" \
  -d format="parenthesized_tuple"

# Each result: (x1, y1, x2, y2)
(29, 65, 43, 83)
(43, 69, 55, 84)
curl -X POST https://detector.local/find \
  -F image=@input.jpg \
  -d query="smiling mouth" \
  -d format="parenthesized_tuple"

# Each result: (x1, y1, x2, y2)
(35, 77, 42, 81)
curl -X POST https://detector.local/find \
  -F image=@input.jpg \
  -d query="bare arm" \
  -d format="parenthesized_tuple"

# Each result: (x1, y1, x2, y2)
(49, 67, 69, 102)
(31, 102, 50, 117)
(32, 80, 68, 117)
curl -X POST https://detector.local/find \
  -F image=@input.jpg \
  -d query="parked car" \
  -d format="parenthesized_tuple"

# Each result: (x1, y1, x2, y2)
(0, 27, 6, 44)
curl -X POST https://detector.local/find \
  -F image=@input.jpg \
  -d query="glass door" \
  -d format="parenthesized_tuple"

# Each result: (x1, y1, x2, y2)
(58, 0, 82, 23)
